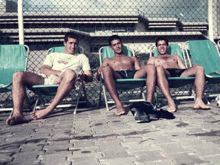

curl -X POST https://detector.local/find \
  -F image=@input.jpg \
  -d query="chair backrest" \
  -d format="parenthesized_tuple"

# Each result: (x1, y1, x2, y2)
(188, 40, 220, 76)
(152, 43, 191, 68)
(99, 45, 133, 65)
(48, 46, 84, 54)
(0, 44, 28, 88)
(218, 40, 220, 50)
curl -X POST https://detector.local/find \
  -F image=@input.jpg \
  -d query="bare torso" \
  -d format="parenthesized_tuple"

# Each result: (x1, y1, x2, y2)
(150, 55, 183, 69)
(105, 55, 137, 71)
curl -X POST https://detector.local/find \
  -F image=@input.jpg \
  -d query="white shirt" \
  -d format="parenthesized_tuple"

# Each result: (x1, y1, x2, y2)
(41, 52, 91, 78)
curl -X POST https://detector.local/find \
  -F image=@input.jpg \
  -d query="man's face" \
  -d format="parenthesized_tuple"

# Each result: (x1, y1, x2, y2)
(64, 37, 79, 54)
(156, 40, 168, 55)
(110, 39, 123, 54)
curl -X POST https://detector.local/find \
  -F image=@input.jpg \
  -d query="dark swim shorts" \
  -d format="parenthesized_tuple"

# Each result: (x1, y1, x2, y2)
(116, 70, 138, 79)
(166, 69, 187, 77)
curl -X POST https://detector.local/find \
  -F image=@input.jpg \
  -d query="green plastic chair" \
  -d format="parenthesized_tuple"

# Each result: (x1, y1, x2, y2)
(0, 44, 29, 113)
(151, 44, 195, 104)
(188, 39, 220, 98)
(29, 46, 87, 114)
(98, 46, 146, 111)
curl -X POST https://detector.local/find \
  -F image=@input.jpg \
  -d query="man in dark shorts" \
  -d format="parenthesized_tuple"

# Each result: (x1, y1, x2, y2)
(116, 70, 138, 79)
(166, 69, 186, 77)
(97, 35, 157, 116)
(147, 36, 210, 112)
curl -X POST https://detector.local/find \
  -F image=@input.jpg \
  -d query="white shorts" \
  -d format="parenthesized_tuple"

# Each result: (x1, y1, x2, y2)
(42, 69, 81, 85)
(43, 74, 58, 85)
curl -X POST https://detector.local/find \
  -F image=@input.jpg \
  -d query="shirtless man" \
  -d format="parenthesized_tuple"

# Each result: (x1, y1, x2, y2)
(6, 32, 93, 126)
(147, 36, 210, 112)
(97, 35, 156, 116)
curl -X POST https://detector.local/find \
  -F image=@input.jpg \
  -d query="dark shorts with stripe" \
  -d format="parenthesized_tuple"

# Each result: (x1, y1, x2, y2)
(116, 70, 138, 79)
(166, 69, 187, 77)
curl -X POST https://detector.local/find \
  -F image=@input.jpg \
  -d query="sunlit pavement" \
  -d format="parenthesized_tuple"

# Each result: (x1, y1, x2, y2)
(1, 101, 220, 165)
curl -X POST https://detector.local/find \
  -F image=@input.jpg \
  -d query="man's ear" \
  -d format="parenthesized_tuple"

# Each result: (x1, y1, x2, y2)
(63, 41, 66, 46)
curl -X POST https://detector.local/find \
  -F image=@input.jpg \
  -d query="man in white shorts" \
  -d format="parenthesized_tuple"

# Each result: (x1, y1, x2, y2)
(6, 32, 93, 126)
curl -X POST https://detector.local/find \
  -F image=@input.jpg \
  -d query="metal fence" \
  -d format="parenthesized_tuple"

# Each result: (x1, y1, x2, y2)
(0, 0, 220, 110)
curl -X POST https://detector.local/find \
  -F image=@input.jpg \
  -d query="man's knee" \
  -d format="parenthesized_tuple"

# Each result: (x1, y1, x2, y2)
(102, 66, 112, 73)
(156, 65, 164, 73)
(144, 64, 156, 72)
(13, 71, 25, 82)
(195, 64, 204, 70)
(193, 64, 204, 72)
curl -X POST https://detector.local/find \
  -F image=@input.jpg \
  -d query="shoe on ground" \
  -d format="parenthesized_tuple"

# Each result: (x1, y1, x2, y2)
(131, 107, 150, 123)
(142, 102, 159, 120)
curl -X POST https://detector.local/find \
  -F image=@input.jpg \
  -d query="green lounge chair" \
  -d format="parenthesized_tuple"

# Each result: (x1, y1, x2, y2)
(188, 39, 220, 98)
(151, 44, 195, 104)
(29, 46, 87, 114)
(98, 46, 146, 111)
(0, 44, 29, 115)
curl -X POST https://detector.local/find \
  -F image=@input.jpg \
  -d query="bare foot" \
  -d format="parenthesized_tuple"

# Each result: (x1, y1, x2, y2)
(193, 99, 211, 110)
(6, 115, 26, 126)
(167, 105, 177, 113)
(167, 100, 177, 113)
(115, 104, 126, 116)
(30, 108, 52, 120)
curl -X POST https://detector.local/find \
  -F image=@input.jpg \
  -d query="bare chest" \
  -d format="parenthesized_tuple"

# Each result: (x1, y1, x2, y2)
(155, 56, 179, 68)
(109, 57, 135, 70)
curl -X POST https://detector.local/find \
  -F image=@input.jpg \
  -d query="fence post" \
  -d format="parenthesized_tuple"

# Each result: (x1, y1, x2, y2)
(208, 0, 214, 42)
(18, 0, 24, 44)
(212, 0, 219, 39)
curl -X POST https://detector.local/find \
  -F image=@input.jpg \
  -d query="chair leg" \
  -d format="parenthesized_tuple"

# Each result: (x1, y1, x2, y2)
(9, 108, 14, 117)
(81, 82, 89, 106)
(33, 97, 39, 112)
(154, 88, 159, 107)
(74, 84, 83, 114)
(24, 96, 32, 111)
(102, 85, 109, 111)
(99, 80, 102, 108)
(203, 93, 210, 105)
(140, 87, 146, 101)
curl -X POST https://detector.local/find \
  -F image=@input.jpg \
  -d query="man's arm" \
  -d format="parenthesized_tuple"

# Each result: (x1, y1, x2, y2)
(132, 56, 141, 70)
(78, 70, 93, 82)
(40, 65, 61, 76)
(175, 55, 186, 69)
(96, 58, 109, 80)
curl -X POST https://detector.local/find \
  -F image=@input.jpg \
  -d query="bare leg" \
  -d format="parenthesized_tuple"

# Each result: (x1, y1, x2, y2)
(6, 72, 44, 126)
(30, 69, 76, 120)
(101, 66, 125, 116)
(134, 64, 156, 103)
(154, 66, 176, 112)
(180, 64, 210, 110)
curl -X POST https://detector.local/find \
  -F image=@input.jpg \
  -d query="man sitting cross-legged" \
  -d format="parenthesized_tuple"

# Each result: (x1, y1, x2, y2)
(147, 36, 210, 113)
(6, 32, 93, 126)
(96, 35, 157, 116)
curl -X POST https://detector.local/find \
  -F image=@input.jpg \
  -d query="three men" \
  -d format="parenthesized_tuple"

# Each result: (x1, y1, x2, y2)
(6, 34, 211, 125)
(96, 35, 156, 116)
(147, 36, 210, 112)
(6, 32, 93, 126)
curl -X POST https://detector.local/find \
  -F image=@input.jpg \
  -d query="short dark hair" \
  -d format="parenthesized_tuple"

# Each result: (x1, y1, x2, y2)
(64, 32, 79, 43)
(108, 35, 122, 46)
(155, 36, 169, 46)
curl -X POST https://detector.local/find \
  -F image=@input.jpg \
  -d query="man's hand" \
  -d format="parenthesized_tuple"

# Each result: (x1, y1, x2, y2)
(77, 73, 87, 82)
(40, 65, 62, 77)
(96, 68, 103, 81)
(98, 68, 103, 75)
